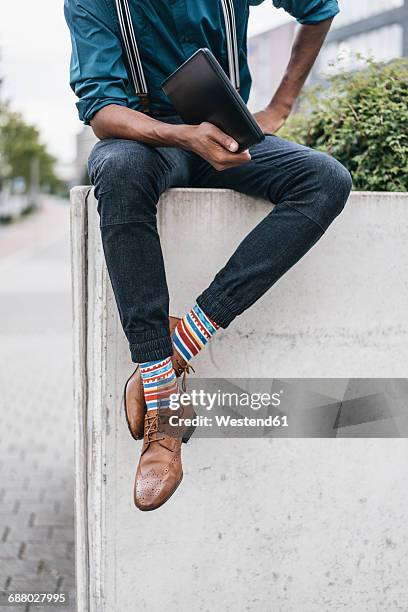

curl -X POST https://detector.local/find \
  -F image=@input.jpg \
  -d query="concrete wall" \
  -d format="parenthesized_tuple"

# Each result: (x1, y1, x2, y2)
(71, 188, 408, 612)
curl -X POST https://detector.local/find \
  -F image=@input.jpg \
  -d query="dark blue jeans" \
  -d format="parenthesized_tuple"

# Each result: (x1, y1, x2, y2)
(88, 115, 352, 363)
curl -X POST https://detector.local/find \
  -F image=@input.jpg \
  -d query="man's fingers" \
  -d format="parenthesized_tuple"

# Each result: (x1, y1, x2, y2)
(239, 149, 251, 161)
(196, 123, 251, 168)
(211, 142, 251, 164)
(228, 140, 239, 152)
(207, 124, 239, 152)
(219, 149, 251, 165)
(213, 149, 251, 171)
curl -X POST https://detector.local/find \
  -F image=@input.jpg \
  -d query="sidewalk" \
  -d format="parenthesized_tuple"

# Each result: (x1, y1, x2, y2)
(0, 198, 75, 611)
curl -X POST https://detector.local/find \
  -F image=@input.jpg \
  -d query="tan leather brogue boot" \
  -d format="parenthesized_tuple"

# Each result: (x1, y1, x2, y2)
(124, 316, 194, 440)
(134, 402, 196, 511)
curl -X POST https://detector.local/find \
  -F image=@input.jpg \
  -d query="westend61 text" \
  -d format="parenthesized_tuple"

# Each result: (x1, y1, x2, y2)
(168, 415, 289, 428)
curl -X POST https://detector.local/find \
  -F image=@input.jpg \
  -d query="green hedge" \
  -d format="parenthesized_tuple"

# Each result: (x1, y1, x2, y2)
(280, 58, 408, 192)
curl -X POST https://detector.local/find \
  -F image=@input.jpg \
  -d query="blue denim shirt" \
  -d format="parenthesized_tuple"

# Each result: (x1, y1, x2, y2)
(64, 0, 339, 124)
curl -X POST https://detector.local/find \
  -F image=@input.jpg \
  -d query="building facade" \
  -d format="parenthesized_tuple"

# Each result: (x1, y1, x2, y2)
(247, 21, 296, 111)
(248, 0, 408, 109)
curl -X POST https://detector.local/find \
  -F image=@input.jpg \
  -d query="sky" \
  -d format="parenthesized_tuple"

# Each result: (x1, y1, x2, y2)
(0, 1, 289, 178)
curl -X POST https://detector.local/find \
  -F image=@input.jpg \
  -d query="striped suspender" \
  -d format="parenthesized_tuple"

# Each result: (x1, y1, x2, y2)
(114, 0, 240, 111)
(114, 0, 150, 110)
(220, 0, 240, 91)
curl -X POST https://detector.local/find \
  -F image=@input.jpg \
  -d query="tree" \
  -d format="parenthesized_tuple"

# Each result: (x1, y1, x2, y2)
(0, 105, 62, 193)
(0, 48, 61, 194)
(280, 58, 408, 192)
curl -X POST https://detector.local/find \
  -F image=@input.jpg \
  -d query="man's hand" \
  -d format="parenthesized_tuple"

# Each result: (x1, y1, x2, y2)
(254, 104, 291, 135)
(179, 122, 251, 171)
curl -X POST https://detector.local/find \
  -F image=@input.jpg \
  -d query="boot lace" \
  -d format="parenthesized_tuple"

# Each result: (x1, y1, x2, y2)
(144, 411, 160, 443)
(174, 359, 195, 392)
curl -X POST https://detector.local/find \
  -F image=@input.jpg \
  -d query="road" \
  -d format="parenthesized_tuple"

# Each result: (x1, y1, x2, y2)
(0, 198, 75, 611)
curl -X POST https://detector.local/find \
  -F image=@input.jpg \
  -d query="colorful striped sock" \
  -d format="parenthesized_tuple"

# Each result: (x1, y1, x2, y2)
(140, 357, 179, 411)
(173, 303, 220, 362)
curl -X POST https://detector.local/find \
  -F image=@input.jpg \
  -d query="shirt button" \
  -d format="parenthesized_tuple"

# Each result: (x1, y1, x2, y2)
(180, 35, 193, 43)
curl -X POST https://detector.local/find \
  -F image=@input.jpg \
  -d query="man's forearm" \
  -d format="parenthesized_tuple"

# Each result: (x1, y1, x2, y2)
(268, 19, 333, 116)
(89, 103, 252, 171)
(90, 104, 190, 148)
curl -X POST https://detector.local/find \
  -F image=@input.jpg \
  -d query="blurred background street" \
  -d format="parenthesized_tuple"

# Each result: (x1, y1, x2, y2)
(0, 198, 74, 610)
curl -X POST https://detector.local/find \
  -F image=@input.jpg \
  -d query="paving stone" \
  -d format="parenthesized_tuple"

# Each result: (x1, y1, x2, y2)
(22, 543, 71, 561)
(0, 541, 24, 560)
(0, 560, 43, 577)
(0, 513, 36, 529)
(48, 529, 75, 544)
(4, 527, 53, 543)
(40, 560, 75, 582)
(4, 575, 59, 591)
(1, 492, 42, 505)
(33, 515, 74, 529)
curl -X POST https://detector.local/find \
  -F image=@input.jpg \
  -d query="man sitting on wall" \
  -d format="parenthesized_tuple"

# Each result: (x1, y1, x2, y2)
(65, 0, 352, 511)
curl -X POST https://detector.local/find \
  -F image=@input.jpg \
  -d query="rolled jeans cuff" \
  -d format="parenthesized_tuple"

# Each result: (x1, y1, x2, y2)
(128, 333, 173, 364)
(196, 287, 240, 329)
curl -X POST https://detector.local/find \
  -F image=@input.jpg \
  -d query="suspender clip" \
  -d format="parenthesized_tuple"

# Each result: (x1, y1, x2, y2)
(138, 93, 150, 113)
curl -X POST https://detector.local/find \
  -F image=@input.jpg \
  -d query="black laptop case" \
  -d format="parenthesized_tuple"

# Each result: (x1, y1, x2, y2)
(162, 48, 265, 152)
